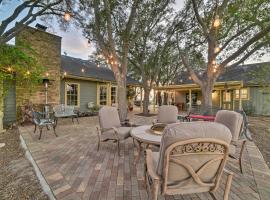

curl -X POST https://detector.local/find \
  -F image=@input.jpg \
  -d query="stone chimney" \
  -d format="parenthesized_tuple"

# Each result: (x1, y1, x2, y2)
(15, 25, 62, 110)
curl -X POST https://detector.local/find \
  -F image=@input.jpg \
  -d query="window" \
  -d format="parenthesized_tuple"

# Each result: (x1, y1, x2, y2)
(235, 88, 249, 100)
(111, 86, 117, 104)
(223, 91, 231, 102)
(99, 85, 107, 105)
(66, 83, 79, 106)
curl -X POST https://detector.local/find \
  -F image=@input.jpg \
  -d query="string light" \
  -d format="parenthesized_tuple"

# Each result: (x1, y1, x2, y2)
(81, 68, 85, 73)
(213, 68, 217, 73)
(7, 67, 12, 72)
(45, 72, 49, 77)
(97, 64, 100, 68)
(213, 16, 221, 28)
(64, 72, 67, 76)
(212, 60, 216, 65)
(26, 71, 30, 75)
(214, 47, 220, 53)
(109, 54, 113, 59)
(188, 76, 192, 80)
(106, 59, 109, 64)
(64, 11, 71, 21)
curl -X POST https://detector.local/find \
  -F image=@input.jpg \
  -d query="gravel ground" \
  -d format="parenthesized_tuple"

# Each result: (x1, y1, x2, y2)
(0, 129, 49, 200)
(248, 116, 270, 168)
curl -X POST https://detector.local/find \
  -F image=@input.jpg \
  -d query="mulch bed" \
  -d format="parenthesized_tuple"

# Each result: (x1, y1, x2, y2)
(248, 116, 270, 168)
(0, 129, 49, 200)
(135, 113, 157, 117)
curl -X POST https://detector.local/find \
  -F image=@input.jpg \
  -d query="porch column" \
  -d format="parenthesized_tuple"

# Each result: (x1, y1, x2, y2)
(219, 90, 222, 109)
(140, 87, 143, 111)
(239, 89, 242, 110)
(189, 89, 192, 111)
(153, 89, 156, 112)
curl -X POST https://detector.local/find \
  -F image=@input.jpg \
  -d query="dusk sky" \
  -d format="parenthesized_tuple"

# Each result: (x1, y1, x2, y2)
(1, 0, 269, 63)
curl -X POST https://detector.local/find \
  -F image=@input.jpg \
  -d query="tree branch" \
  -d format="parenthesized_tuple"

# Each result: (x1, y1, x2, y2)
(220, 25, 270, 68)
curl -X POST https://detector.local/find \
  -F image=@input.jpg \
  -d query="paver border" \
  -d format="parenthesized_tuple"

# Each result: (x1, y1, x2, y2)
(19, 128, 56, 200)
(246, 141, 270, 200)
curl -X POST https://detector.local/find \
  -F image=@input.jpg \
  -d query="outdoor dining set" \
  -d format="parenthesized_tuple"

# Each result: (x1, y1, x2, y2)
(96, 105, 249, 200)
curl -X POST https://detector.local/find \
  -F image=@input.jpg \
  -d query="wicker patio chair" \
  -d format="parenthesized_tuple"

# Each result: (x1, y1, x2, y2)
(96, 106, 133, 156)
(32, 111, 57, 140)
(153, 105, 179, 125)
(145, 122, 233, 200)
(215, 110, 246, 173)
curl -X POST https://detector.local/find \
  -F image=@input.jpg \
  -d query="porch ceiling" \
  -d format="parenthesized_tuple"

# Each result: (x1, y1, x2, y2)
(154, 81, 243, 91)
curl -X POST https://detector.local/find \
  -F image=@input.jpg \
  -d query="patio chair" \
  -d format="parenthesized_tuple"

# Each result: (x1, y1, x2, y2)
(53, 104, 79, 125)
(32, 111, 57, 140)
(153, 105, 179, 125)
(96, 106, 133, 156)
(214, 110, 246, 173)
(145, 122, 233, 200)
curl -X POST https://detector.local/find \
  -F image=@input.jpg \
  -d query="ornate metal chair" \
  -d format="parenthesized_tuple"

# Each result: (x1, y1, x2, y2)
(153, 105, 179, 125)
(96, 106, 134, 156)
(32, 111, 57, 140)
(145, 122, 233, 200)
(215, 110, 247, 173)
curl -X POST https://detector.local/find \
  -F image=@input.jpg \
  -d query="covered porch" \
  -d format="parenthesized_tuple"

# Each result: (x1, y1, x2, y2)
(153, 81, 246, 112)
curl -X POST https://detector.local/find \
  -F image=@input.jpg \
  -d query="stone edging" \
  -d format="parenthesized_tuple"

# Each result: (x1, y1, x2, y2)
(246, 141, 270, 200)
(19, 131, 56, 200)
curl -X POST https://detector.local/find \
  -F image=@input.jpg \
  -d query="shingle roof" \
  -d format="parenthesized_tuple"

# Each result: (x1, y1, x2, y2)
(61, 55, 139, 85)
(175, 62, 270, 85)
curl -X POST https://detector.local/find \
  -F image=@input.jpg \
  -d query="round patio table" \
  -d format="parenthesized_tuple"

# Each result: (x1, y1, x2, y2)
(130, 125, 162, 163)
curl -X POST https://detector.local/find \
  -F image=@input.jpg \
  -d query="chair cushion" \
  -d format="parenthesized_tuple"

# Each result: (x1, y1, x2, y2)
(157, 105, 178, 124)
(102, 127, 131, 140)
(99, 106, 121, 129)
(157, 122, 232, 175)
(117, 127, 132, 139)
(215, 110, 243, 142)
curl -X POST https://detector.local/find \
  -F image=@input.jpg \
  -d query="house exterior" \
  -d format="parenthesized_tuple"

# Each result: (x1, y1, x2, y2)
(3, 25, 139, 125)
(154, 62, 270, 115)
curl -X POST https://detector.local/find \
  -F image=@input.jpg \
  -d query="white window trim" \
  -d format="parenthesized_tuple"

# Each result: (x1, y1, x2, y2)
(235, 88, 249, 100)
(111, 85, 117, 105)
(99, 84, 108, 106)
(65, 82, 80, 107)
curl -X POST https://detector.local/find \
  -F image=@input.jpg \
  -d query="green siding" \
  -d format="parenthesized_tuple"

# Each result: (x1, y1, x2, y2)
(248, 87, 270, 115)
(61, 78, 97, 112)
(3, 81, 16, 124)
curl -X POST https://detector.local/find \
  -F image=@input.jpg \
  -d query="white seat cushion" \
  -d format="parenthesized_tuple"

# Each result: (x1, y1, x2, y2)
(102, 127, 131, 140)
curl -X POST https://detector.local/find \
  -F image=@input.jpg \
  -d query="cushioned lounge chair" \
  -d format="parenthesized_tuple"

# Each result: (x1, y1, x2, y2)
(145, 122, 233, 200)
(96, 106, 133, 156)
(153, 105, 179, 125)
(215, 110, 246, 173)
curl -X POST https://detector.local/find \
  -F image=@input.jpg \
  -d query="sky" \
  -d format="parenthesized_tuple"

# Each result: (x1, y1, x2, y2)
(0, 0, 269, 63)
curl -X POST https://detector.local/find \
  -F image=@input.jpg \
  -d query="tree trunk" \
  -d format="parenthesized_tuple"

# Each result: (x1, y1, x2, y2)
(157, 91, 162, 106)
(117, 78, 127, 122)
(201, 81, 214, 114)
(143, 86, 150, 115)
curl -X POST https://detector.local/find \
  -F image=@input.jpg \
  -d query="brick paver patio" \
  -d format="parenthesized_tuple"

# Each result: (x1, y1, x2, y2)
(19, 113, 270, 200)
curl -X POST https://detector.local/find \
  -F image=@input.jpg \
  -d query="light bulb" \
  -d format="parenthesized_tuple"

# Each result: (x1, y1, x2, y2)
(64, 72, 67, 76)
(97, 64, 100, 68)
(213, 68, 217, 73)
(213, 17, 221, 28)
(46, 72, 49, 77)
(215, 47, 220, 53)
(81, 68, 85, 73)
(26, 71, 30, 75)
(7, 67, 12, 72)
(64, 12, 71, 21)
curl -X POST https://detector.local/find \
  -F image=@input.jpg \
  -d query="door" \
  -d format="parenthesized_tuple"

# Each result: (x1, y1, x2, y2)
(222, 90, 233, 110)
